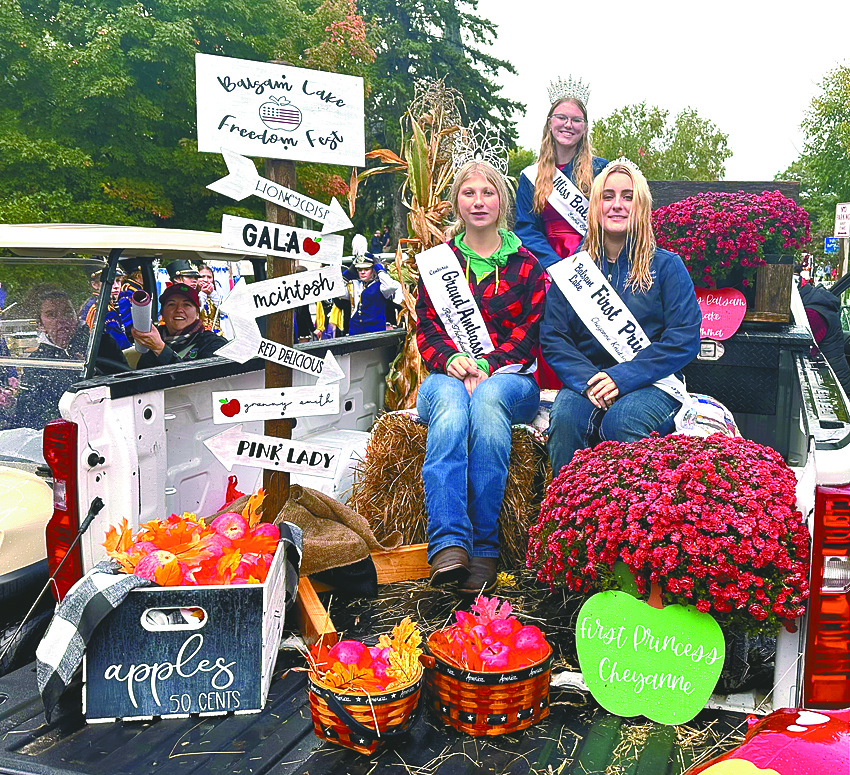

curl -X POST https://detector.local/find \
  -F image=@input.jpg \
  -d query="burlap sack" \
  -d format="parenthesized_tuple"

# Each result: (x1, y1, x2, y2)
(275, 485, 403, 576)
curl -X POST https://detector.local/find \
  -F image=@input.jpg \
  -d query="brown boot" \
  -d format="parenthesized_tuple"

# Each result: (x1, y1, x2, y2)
(429, 547, 470, 586)
(457, 557, 497, 596)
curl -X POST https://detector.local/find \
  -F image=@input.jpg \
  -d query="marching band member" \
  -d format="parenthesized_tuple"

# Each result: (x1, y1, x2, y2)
(542, 159, 701, 477)
(415, 129, 545, 595)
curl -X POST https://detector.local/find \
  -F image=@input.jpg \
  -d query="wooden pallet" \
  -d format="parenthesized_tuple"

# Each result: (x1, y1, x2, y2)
(295, 544, 430, 644)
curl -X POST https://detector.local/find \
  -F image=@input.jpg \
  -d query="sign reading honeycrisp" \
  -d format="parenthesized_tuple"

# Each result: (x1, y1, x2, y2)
(196, 53, 365, 166)
(575, 591, 725, 725)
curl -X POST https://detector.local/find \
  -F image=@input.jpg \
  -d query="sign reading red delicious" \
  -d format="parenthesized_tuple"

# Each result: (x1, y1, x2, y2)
(695, 288, 747, 340)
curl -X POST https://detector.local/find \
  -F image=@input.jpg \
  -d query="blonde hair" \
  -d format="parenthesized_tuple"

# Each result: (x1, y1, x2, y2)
(532, 98, 595, 214)
(445, 161, 510, 240)
(584, 162, 656, 293)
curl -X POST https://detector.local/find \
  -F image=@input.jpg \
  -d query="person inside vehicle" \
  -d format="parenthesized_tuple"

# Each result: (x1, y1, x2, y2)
(542, 158, 701, 477)
(197, 263, 223, 333)
(14, 285, 128, 428)
(795, 263, 850, 393)
(166, 259, 201, 290)
(131, 283, 225, 368)
(416, 158, 546, 595)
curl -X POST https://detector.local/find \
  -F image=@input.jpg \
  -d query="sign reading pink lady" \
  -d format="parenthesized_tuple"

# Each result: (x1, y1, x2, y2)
(195, 53, 365, 166)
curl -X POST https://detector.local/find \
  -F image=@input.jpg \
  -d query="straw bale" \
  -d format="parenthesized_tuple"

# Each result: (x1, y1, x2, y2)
(349, 413, 552, 567)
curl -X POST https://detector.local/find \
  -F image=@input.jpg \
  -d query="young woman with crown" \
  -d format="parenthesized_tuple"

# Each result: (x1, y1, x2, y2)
(414, 124, 546, 595)
(515, 77, 608, 270)
(541, 158, 701, 477)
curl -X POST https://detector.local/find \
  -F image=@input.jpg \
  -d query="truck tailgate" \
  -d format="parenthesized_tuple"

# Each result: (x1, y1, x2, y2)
(0, 652, 742, 774)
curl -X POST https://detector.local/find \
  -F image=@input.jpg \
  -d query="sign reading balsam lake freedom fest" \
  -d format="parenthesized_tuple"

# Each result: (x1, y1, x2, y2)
(217, 316, 345, 384)
(221, 214, 343, 265)
(213, 384, 339, 424)
(695, 287, 747, 341)
(208, 150, 353, 234)
(204, 425, 339, 478)
(575, 591, 725, 725)
(196, 53, 365, 166)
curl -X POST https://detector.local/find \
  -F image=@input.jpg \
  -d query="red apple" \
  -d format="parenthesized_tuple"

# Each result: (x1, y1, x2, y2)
(219, 398, 241, 418)
(303, 238, 321, 256)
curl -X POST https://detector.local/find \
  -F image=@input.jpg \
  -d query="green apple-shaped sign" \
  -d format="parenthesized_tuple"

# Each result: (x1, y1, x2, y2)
(576, 591, 725, 725)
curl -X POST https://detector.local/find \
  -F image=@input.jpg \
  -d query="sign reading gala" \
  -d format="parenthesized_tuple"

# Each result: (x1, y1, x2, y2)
(196, 54, 365, 166)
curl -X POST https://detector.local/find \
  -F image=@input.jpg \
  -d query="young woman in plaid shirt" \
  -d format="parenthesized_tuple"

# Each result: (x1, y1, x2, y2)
(415, 160, 546, 594)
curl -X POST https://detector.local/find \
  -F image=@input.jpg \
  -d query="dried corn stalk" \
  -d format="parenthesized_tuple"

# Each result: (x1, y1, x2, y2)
(350, 77, 465, 409)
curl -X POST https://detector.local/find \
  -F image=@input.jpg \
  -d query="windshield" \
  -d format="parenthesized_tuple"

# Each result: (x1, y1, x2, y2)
(0, 261, 105, 460)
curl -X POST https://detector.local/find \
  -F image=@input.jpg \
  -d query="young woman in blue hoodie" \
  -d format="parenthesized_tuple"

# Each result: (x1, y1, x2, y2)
(541, 159, 702, 476)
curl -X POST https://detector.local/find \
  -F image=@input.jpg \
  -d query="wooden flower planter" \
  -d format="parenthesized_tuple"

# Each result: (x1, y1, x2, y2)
(743, 255, 794, 324)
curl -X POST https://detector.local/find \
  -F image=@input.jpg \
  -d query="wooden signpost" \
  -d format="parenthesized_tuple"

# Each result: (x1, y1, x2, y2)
(212, 385, 340, 424)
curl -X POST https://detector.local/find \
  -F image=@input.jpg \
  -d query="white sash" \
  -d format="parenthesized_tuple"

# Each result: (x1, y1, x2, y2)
(548, 252, 690, 405)
(522, 164, 589, 236)
(416, 243, 494, 359)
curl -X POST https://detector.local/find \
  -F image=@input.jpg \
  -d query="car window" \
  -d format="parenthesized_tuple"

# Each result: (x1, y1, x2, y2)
(0, 261, 97, 456)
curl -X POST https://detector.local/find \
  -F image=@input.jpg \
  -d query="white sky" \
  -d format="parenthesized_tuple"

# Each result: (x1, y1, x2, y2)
(481, 0, 848, 180)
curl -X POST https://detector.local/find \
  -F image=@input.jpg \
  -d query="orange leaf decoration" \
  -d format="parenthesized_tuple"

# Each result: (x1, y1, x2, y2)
(232, 533, 277, 556)
(216, 547, 243, 582)
(243, 489, 265, 529)
(153, 558, 183, 586)
(103, 518, 133, 555)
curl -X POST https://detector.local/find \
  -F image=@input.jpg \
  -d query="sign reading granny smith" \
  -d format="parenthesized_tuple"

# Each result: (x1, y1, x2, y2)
(576, 591, 725, 725)
(195, 53, 365, 166)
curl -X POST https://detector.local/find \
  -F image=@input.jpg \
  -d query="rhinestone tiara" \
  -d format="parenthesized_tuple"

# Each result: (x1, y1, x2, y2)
(605, 156, 644, 177)
(451, 120, 509, 176)
(547, 76, 591, 106)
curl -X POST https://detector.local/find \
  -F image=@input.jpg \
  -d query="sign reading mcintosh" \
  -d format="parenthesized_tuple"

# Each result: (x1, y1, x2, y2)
(196, 53, 365, 166)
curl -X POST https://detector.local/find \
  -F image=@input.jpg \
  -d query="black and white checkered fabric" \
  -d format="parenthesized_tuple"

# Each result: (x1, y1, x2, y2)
(36, 559, 151, 721)
(36, 521, 303, 722)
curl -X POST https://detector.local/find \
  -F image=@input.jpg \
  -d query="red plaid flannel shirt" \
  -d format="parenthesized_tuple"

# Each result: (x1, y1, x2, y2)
(416, 240, 546, 374)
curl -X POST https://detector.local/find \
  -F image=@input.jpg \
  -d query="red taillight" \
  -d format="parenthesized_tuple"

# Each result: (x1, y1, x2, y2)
(43, 419, 81, 602)
(804, 484, 850, 708)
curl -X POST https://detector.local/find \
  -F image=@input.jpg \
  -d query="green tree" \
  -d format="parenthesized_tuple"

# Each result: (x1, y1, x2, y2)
(591, 102, 731, 180)
(0, 0, 373, 229)
(353, 0, 522, 242)
(776, 65, 850, 242)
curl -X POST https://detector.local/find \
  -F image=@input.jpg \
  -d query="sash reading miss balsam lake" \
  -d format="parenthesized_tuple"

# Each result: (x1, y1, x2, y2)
(548, 251, 690, 405)
(522, 164, 590, 236)
(416, 244, 494, 359)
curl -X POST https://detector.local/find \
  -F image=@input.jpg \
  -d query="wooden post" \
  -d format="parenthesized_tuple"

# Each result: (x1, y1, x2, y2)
(262, 157, 297, 518)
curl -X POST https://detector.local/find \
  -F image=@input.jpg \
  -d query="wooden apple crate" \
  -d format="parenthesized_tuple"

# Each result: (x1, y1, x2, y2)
(295, 544, 430, 645)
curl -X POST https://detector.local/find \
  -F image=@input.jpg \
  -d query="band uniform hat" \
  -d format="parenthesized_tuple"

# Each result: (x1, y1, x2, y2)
(118, 257, 142, 276)
(160, 282, 201, 310)
(353, 252, 377, 270)
(166, 258, 201, 282)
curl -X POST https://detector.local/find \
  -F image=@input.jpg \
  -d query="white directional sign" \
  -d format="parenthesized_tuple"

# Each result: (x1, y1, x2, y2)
(204, 424, 340, 478)
(220, 266, 344, 322)
(213, 384, 339, 424)
(208, 150, 353, 234)
(218, 316, 345, 383)
(196, 53, 365, 166)
(835, 202, 850, 238)
(221, 214, 343, 265)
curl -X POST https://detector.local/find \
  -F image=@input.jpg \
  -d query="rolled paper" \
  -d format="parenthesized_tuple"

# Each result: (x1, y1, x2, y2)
(130, 289, 152, 353)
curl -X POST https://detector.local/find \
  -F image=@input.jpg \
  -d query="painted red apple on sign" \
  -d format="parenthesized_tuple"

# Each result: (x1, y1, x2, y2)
(219, 398, 241, 418)
(695, 288, 747, 340)
(259, 96, 302, 132)
(303, 237, 321, 256)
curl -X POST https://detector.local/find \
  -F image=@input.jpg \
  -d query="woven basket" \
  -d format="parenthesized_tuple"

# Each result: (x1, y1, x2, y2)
(424, 637, 553, 737)
(308, 664, 424, 755)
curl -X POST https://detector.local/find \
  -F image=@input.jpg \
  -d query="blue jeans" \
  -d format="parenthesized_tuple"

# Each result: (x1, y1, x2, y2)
(548, 385, 680, 477)
(417, 372, 540, 561)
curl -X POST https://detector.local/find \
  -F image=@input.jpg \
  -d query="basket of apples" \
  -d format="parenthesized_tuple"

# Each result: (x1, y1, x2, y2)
(307, 618, 425, 755)
(424, 596, 552, 736)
